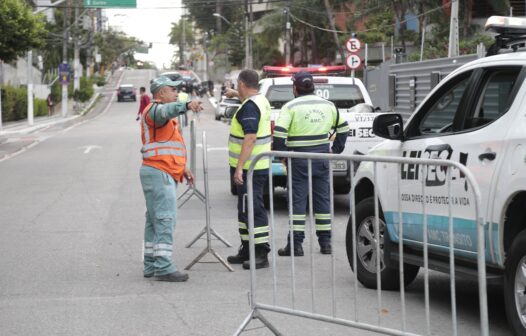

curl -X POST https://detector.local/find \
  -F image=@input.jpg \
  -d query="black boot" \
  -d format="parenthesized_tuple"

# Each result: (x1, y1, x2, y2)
(242, 244, 269, 270)
(277, 243, 304, 257)
(320, 244, 332, 255)
(227, 243, 249, 264)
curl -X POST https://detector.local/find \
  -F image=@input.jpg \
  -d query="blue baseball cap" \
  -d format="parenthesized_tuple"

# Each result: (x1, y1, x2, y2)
(291, 71, 314, 89)
(150, 76, 182, 94)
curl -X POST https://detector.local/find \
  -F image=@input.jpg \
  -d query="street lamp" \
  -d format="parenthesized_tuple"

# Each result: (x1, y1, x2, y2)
(213, 13, 232, 25)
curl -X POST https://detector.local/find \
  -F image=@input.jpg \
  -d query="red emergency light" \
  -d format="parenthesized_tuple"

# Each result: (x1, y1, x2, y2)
(262, 65, 347, 78)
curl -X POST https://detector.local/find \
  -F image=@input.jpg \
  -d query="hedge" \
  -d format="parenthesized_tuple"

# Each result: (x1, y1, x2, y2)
(1, 86, 60, 122)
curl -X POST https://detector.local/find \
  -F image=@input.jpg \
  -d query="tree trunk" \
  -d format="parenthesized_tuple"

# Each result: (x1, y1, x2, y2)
(310, 29, 319, 64)
(323, 0, 344, 64)
(463, 0, 473, 38)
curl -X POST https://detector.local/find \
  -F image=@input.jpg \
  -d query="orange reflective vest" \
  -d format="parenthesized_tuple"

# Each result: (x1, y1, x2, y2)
(140, 102, 187, 182)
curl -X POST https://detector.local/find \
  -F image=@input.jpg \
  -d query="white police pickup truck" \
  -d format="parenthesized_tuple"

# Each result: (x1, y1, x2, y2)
(346, 16, 526, 334)
(258, 66, 381, 194)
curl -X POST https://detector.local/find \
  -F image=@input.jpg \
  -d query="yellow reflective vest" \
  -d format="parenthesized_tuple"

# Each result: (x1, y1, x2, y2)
(228, 94, 271, 170)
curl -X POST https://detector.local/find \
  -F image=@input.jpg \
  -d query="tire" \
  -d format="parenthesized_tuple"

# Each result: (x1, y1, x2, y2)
(346, 196, 419, 290)
(504, 229, 526, 335)
(230, 173, 238, 196)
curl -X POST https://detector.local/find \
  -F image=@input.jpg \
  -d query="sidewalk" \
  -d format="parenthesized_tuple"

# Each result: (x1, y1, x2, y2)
(0, 73, 117, 143)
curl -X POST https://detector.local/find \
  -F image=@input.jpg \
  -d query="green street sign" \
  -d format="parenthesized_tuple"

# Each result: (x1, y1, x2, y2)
(84, 0, 136, 8)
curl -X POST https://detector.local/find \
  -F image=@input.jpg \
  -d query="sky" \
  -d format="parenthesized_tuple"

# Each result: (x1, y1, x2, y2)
(105, 0, 183, 69)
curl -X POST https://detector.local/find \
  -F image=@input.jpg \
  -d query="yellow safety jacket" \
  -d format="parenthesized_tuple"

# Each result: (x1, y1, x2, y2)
(228, 94, 271, 170)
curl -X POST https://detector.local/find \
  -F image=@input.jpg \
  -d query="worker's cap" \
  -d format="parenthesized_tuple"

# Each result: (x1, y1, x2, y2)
(291, 71, 314, 89)
(150, 76, 182, 94)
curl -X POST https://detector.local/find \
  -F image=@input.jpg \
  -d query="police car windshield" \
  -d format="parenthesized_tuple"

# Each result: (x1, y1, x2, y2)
(266, 84, 365, 109)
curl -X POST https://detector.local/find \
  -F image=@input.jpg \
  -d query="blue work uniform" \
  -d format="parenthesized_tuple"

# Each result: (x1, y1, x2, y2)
(274, 94, 349, 247)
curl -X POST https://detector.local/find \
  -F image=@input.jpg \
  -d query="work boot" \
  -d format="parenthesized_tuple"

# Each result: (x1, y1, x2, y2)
(155, 271, 189, 282)
(227, 243, 249, 264)
(277, 244, 304, 257)
(242, 245, 269, 270)
(320, 244, 332, 255)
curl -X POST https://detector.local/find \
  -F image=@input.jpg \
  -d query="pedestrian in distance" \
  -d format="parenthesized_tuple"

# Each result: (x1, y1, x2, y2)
(136, 87, 151, 121)
(273, 71, 349, 256)
(139, 76, 202, 282)
(225, 69, 272, 270)
(46, 93, 54, 116)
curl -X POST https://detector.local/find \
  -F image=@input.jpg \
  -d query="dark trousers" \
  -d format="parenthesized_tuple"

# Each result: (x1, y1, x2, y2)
(234, 171, 270, 249)
(290, 158, 331, 246)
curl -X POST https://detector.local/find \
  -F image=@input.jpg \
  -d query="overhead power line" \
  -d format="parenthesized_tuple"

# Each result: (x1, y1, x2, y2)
(289, 1, 452, 35)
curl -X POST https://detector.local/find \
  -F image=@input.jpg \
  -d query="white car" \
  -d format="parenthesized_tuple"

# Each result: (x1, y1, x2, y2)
(348, 16, 526, 335)
(215, 96, 241, 121)
(258, 66, 383, 194)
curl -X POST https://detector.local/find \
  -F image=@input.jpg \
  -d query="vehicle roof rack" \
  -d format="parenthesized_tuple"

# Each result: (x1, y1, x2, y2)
(485, 16, 526, 56)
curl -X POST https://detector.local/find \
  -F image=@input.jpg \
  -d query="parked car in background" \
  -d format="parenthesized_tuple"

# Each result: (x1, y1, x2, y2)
(117, 84, 136, 102)
(215, 96, 242, 121)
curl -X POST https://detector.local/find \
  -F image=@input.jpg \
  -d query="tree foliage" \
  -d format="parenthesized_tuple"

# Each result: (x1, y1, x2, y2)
(0, 0, 47, 62)
(169, 20, 195, 66)
(94, 29, 141, 69)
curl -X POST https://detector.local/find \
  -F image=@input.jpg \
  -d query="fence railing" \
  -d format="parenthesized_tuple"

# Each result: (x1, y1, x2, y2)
(234, 151, 488, 336)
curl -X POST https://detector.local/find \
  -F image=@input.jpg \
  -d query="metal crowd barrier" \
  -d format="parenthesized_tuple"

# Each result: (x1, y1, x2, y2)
(183, 130, 232, 272)
(178, 119, 206, 207)
(234, 151, 488, 336)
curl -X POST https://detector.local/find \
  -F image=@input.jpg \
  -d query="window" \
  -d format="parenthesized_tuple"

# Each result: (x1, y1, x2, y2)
(465, 68, 520, 130)
(417, 73, 471, 135)
(265, 84, 366, 109)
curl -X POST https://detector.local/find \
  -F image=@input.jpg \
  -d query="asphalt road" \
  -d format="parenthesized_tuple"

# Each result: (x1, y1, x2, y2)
(0, 69, 513, 335)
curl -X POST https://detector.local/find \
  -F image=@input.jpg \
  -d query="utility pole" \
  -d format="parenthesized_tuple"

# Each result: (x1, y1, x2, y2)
(284, 8, 291, 66)
(216, 0, 222, 34)
(62, 0, 70, 117)
(74, 1, 80, 92)
(182, 6, 186, 67)
(448, 0, 459, 58)
(244, 0, 252, 68)
(27, 50, 34, 126)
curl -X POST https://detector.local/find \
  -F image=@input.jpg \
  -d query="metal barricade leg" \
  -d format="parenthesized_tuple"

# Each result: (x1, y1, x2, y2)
(184, 131, 233, 272)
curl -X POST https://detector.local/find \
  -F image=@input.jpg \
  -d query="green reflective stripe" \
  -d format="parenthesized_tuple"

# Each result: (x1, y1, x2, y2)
(287, 99, 334, 109)
(292, 225, 305, 231)
(238, 222, 247, 230)
(274, 131, 288, 138)
(287, 139, 330, 147)
(315, 213, 331, 219)
(254, 227, 269, 234)
(142, 141, 185, 152)
(240, 234, 249, 241)
(337, 124, 350, 132)
(228, 135, 272, 145)
(254, 236, 269, 244)
(293, 214, 306, 220)
(316, 224, 332, 231)
(143, 149, 186, 158)
(229, 151, 254, 160)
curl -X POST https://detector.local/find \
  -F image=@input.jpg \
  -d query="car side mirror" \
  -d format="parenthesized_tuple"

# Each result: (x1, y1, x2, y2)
(372, 113, 404, 140)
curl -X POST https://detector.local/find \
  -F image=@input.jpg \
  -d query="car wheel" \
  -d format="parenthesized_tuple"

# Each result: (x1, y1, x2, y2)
(504, 229, 526, 335)
(230, 173, 238, 196)
(346, 196, 419, 290)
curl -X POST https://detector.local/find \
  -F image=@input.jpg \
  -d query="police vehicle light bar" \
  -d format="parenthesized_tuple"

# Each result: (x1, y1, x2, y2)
(485, 16, 526, 56)
(485, 16, 526, 35)
(262, 65, 347, 78)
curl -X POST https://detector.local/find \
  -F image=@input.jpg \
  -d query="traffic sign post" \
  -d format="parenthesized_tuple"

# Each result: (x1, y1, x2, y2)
(59, 63, 70, 85)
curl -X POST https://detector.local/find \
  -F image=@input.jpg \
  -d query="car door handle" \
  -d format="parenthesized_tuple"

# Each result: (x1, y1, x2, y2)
(478, 152, 496, 161)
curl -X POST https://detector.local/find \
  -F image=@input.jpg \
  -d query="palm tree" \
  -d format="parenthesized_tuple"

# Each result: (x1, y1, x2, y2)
(169, 20, 195, 67)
